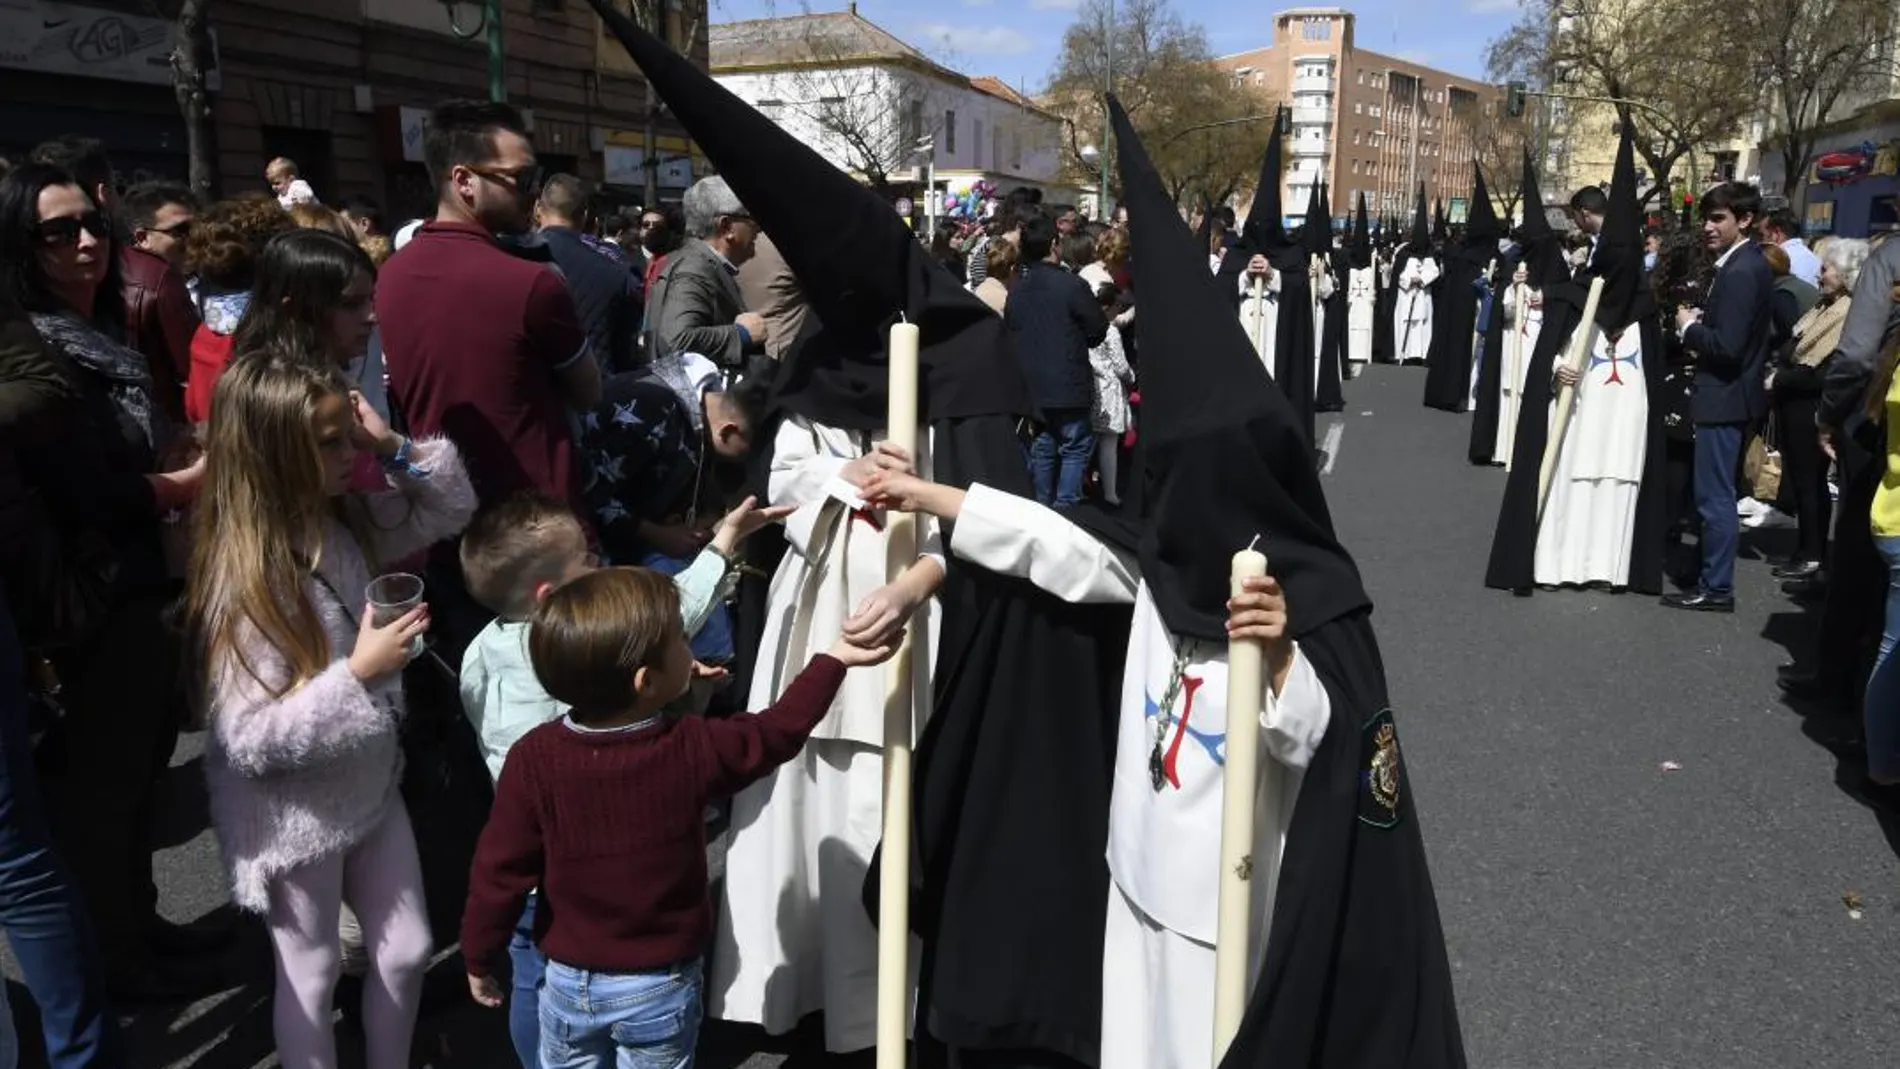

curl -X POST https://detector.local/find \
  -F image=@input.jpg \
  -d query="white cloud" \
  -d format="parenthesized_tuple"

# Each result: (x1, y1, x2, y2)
(916, 23, 1034, 56)
(1030, 0, 1082, 10)
(1463, 0, 1523, 12)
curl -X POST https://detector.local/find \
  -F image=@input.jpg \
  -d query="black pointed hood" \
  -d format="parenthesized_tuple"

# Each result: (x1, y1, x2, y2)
(1242, 120, 1289, 252)
(1593, 119, 1653, 331)
(1110, 94, 1368, 641)
(1465, 164, 1503, 247)
(1408, 187, 1431, 249)
(1350, 192, 1372, 268)
(584, 0, 1028, 429)
(1432, 198, 1449, 244)
(1516, 148, 1569, 286)
(1304, 181, 1331, 257)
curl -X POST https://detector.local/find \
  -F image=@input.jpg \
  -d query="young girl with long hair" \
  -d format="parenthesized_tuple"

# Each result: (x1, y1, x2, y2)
(185, 351, 476, 1067)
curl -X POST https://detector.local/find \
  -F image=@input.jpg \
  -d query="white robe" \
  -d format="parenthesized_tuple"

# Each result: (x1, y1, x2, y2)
(1311, 261, 1335, 375)
(1492, 285, 1542, 466)
(1535, 325, 1649, 588)
(709, 416, 941, 1052)
(946, 485, 1333, 1069)
(1236, 270, 1282, 379)
(1347, 265, 1377, 367)
(1393, 256, 1439, 362)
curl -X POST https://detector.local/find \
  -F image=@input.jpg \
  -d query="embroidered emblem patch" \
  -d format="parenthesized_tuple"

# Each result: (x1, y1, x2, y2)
(1358, 708, 1404, 828)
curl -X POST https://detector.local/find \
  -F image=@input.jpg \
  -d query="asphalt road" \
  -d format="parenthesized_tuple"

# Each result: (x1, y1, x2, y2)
(20, 363, 1899, 1067)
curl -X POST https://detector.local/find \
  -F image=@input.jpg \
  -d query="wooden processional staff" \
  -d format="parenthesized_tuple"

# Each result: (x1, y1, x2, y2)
(1536, 276, 1606, 523)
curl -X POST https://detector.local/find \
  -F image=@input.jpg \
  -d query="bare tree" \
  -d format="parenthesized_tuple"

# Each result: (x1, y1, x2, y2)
(1742, 0, 1900, 201)
(1044, 0, 1268, 210)
(1487, 0, 1755, 204)
(1451, 95, 1530, 220)
(146, 0, 217, 200)
(780, 62, 939, 194)
(625, 0, 707, 204)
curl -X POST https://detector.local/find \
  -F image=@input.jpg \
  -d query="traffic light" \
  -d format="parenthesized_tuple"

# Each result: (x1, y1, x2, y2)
(1506, 80, 1528, 118)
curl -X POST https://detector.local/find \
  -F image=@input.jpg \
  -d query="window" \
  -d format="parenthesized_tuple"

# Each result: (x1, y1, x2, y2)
(1357, 71, 1365, 85)
(973, 118, 983, 166)
(945, 109, 956, 153)
(1352, 160, 1360, 175)
(1353, 130, 1362, 145)
(993, 125, 1004, 171)
(1012, 131, 1022, 169)
(1301, 16, 1331, 40)
(758, 99, 783, 120)
(1354, 102, 1362, 115)
(908, 99, 924, 143)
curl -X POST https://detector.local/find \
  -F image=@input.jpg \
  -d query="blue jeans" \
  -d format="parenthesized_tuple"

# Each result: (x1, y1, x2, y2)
(636, 550, 733, 664)
(1694, 421, 1746, 597)
(0, 604, 118, 1068)
(1864, 536, 1900, 782)
(539, 957, 703, 1069)
(1030, 407, 1094, 506)
(508, 893, 547, 1067)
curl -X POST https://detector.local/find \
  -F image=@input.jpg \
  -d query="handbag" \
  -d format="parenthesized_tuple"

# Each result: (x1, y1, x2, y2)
(1744, 432, 1782, 502)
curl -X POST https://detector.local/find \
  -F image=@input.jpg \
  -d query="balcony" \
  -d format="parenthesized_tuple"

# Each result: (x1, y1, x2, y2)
(1291, 105, 1332, 126)
(1292, 73, 1333, 94)
(1291, 140, 1330, 159)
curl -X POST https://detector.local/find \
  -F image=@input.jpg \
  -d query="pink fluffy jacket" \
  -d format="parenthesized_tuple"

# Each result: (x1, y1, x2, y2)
(202, 438, 476, 913)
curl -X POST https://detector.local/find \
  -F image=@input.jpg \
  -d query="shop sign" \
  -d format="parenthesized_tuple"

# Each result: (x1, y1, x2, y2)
(0, 0, 220, 89)
(604, 144, 694, 188)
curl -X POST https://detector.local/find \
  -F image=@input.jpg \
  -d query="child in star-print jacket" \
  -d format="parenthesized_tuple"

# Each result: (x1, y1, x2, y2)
(577, 356, 772, 663)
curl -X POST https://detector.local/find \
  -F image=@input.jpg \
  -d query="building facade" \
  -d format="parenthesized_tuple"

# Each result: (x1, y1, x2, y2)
(1215, 7, 1504, 229)
(0, 0, 708, 221)
(709, 6, 1074, 220)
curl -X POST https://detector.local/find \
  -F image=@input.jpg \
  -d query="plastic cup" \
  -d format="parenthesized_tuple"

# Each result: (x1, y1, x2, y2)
(366, 572, 426, 658)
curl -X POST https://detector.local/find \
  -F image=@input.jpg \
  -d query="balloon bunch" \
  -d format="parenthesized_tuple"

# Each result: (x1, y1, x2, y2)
(941, 179, 1001, 219)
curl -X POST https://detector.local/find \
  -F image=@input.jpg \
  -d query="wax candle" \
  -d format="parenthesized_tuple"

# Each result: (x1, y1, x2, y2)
(1212, 542, 1269, 1060)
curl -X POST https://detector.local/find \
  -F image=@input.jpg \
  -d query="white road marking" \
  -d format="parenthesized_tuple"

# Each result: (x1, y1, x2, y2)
(1320, 421, 1345, 474)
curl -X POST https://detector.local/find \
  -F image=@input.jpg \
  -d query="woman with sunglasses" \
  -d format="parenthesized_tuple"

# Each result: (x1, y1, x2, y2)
(0, 162, 208, 1005)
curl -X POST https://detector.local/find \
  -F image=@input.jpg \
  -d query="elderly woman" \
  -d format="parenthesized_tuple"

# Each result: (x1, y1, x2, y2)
(1776, 237, 1869, 579)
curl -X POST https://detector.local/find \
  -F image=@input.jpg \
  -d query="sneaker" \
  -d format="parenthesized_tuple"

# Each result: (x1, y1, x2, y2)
(1737, 498, 1768, 518)
(1743, 506, 1796, 530)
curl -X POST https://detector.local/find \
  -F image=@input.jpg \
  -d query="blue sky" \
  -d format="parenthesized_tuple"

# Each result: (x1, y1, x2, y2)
(708, 0, 1523, 91)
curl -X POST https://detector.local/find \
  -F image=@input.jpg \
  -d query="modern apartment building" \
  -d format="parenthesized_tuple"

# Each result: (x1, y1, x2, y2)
(1215, 7, 1505, 228)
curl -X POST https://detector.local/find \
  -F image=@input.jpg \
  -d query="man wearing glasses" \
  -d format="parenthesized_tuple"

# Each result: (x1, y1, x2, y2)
(376, 99, 602, 660)
(646, 176, 769, 371)
(119, 180, 200, 423)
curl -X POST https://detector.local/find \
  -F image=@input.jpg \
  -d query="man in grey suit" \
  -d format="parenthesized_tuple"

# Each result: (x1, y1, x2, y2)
(646, 176, 769, 371)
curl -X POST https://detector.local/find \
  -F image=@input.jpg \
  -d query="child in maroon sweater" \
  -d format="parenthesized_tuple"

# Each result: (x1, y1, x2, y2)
(460, 567, 897, 1067)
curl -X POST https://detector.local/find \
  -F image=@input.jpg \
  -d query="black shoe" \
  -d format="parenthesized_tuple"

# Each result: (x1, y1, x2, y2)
(1660, 590, 1735, 613)
(1782, 574, 1828, 600)
(1777, 674, 1829, 701)
(1772, 560, 1823, 580)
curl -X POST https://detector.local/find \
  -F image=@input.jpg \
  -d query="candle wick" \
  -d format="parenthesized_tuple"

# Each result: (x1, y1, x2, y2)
(1247, 534, 1261, 553)
(898, 312, 909, 325)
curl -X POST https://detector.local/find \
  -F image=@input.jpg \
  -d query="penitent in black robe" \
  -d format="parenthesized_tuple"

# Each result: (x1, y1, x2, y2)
(1219, 610, 1469, 1069)
(1218, 246, 1320, 444)
(1423, 243, 1483, 412)
(1466, 256, 1519, 465)
(1316, 248, 1350, 411)
(1482, 283, 1668, 595)
(1373, 252, 1398, 363)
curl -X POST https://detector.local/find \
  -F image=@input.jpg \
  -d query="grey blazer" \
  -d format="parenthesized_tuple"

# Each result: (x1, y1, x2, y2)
(647, 239, 751, 369)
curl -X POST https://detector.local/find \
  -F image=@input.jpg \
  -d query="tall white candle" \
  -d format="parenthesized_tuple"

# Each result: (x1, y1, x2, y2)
(1212, 542, 1269, 1063)
(877, 319, 921, 1069)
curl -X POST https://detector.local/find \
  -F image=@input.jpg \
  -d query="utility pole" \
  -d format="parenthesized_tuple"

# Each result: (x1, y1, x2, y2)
(442, 0, 507, 103)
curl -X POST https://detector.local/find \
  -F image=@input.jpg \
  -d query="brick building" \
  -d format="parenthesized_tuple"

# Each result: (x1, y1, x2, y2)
(1214, 6, 1504, 230)
(0, 0, 707, 221)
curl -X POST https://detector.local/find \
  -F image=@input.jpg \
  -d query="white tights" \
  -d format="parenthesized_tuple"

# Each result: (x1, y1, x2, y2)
(265, 801, 432, 1069)
(1097, 433, 1122, 505)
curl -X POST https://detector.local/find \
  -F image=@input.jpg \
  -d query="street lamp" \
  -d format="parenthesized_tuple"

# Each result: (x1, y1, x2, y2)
(1080, 143, 1102, 216)
(915, 135, 937, 235)
(441, 0, 506, 103)
(1100, 0, 1114, 221)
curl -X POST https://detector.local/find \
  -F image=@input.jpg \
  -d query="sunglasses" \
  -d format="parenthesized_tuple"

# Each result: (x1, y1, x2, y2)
(37, 211, 109, 247)
(467, 164, 544, 196)
(143, 218, 193, 238)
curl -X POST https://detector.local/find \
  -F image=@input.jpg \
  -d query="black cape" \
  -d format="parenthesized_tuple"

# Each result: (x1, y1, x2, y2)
(1219, 611, 1468, 1069)
(1316, 248, 1350, 412)
(1465, 254, 1520, 465)
(1219, 246, 1319, 444)
(1373, 250, 1398, 363)
(1482, 284, 1668, 594)
(1423, 242, 1484, 412)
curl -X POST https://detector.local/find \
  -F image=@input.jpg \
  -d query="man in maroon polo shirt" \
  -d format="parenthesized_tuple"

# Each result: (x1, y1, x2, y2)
(377, 99, 602, 513)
